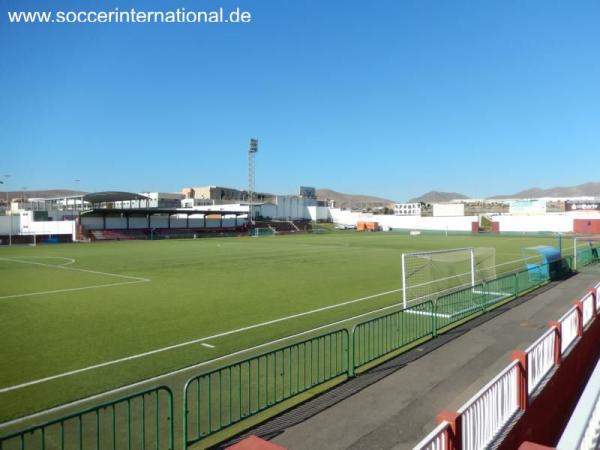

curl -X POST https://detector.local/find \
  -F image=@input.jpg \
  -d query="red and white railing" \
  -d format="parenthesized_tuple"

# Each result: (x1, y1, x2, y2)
(525, 327, 557, 394)
(582, 291, 595, 327)
(414, 421, 451, 450)
(559, 306, 580, 353)
(458, 361, 520, 450)
(413, 282, 600, 450)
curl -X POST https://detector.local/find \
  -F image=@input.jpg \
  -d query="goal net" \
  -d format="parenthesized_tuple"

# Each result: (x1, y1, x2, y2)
(401, 247, 496, 307)
(573, 239, 599, 269)
(561, 237, 600, 270)
(253, 227, 275, 237)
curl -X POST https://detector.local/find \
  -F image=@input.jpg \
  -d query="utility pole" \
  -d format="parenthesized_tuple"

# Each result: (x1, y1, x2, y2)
(248, 138, 258, 232)
(2, 175, 11, 245)
(74, 179, 81, 210)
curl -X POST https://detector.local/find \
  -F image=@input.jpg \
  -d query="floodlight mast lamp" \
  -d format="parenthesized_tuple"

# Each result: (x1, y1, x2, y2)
(248, 138, 258, 230)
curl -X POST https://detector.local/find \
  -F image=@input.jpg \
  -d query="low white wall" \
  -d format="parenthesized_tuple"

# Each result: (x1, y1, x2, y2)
(329, 209, 360, 227)
(433, 203, 465, 217)
(329, 208, 476, 231)
(374, 214, 476, 231)
(493, 214, 573, 233)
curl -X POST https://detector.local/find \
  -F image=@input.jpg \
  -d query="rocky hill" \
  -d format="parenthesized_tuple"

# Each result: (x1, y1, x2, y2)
(316, 188, 395, 209)
(491, 182, 600, 199)
(408, 191, 469, 203)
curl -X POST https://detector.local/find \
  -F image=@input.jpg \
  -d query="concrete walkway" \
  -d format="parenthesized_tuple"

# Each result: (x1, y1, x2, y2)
(268, 267, 600, 450)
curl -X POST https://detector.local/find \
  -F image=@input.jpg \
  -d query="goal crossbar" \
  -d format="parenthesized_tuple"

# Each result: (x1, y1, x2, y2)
(402, 247, 475, 257)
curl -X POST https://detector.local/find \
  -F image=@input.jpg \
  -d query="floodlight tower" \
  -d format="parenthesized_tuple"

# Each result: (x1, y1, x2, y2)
(248, 138, 258, 230)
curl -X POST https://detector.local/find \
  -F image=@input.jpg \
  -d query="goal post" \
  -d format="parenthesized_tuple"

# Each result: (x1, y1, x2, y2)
(560, 237, 599, 270)
(253, 227, 275, 237)
(401, 247, 496, 308)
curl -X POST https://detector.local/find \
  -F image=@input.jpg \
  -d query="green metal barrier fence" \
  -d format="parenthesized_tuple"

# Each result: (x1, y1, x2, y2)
(434, 262, 560, 331)
(183, 329, 349, 447)
(435, 282, 487, 330)
(352, 301, 434, 370)
(3, 254, 595, 449)
(577, 247, 594, 268)
(0, 387, 173, 450)
(481, 272, 518, 308)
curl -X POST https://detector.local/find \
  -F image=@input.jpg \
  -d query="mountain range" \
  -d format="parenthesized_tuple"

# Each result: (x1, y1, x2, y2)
(408, 191, 469, 203)
(316, 188, 395, 209)
(409, 182, 600, 203)
(489, 182, 600, 199)
(0, 189, 86, 201)
(2, 182, 599, 208)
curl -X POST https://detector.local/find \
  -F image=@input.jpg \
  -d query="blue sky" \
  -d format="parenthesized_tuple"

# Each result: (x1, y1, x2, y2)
(1, 0, 599, 201)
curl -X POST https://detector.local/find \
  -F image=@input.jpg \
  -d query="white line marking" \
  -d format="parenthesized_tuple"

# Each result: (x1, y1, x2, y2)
(0, 257, 151, 300)
(0, 280, 147, 300)
(0, 297, 419, 430)
(7, 256, 77, 266)
(0, 257, 150, 282)
(201, 343, 215, 349)
(0, 286, 402, 393)
(0, 253, 549, 393)
(0, 273, 575, 430)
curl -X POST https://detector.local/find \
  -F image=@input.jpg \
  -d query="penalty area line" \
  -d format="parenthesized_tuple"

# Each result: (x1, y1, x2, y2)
(0, 256, 151, 300)
(0, 280, 149, 300)
(0, 257, 150, 283)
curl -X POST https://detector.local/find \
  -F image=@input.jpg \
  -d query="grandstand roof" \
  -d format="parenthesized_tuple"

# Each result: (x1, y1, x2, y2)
(82, 191, 149, 203)
(80, 208, 247, 217)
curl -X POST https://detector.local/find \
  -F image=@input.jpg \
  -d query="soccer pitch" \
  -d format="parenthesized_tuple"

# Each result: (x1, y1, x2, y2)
(0, 232, 559, 423)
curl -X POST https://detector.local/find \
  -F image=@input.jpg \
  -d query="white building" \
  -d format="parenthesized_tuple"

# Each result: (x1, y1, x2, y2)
(307, 206, 331, 221)
(253, 196, 318, 220)
(394, 203, 422, 216)
(508, 199, 547, 215)
(0, 211, 77, 244)
(113, 192, 183, 209)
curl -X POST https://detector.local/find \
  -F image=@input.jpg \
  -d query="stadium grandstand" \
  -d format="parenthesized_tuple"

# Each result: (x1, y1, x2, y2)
(79, 192, 248, 240)
(0, 187, 329, 243)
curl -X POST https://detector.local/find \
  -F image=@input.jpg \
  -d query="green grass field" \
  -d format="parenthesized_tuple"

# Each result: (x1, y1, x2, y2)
(0, 232, 559, 423)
